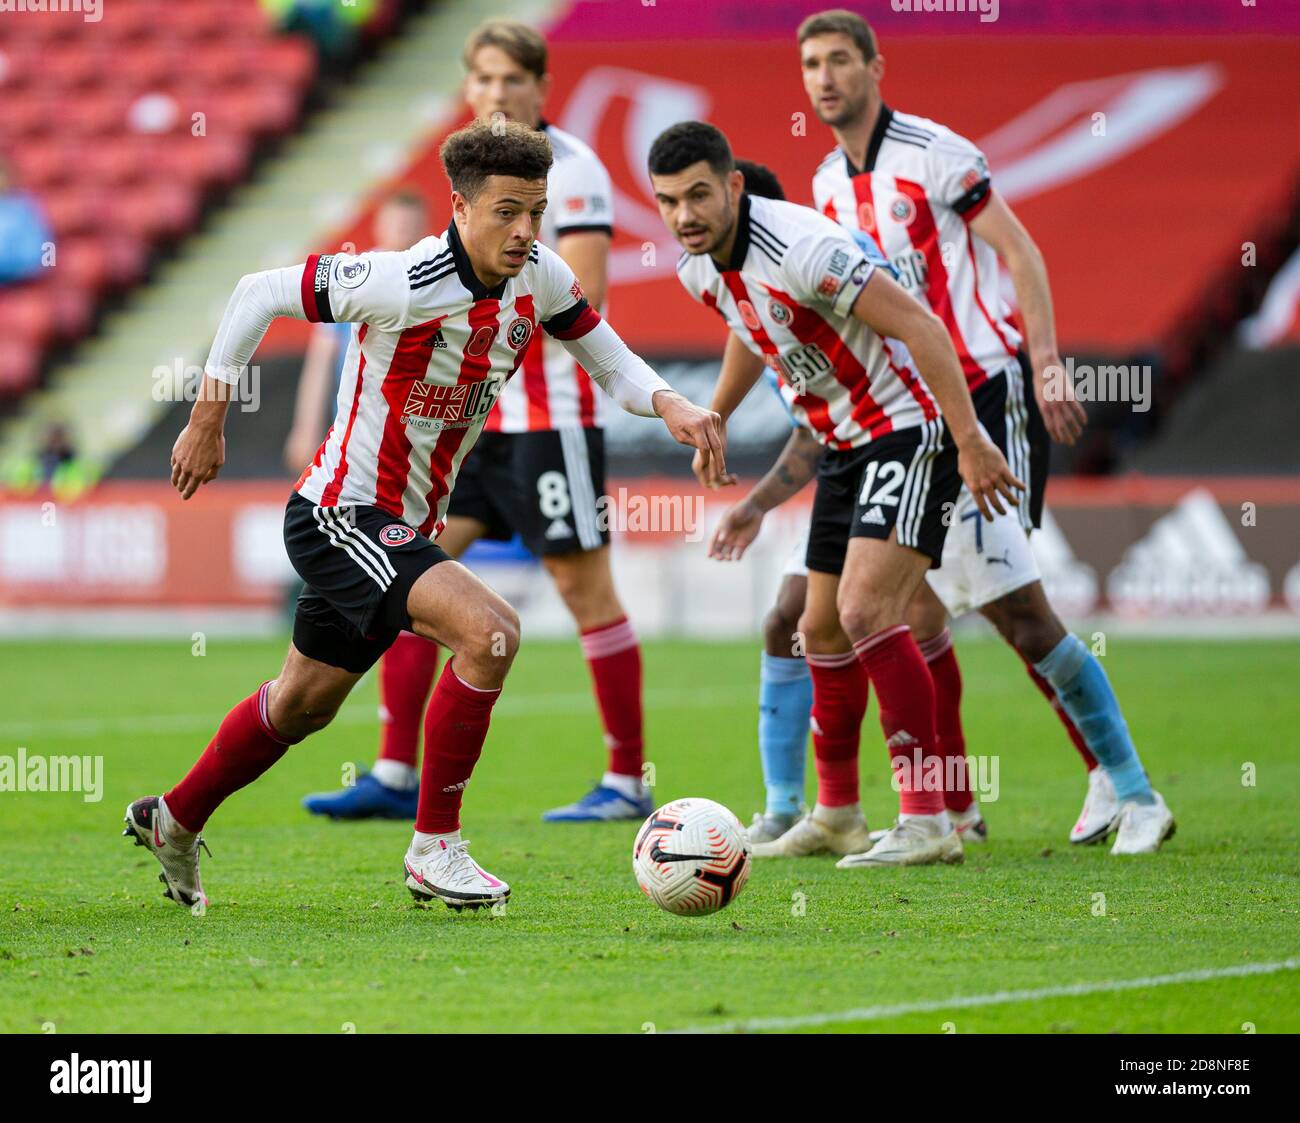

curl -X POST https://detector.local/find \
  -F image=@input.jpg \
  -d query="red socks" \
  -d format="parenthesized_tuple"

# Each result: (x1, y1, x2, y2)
(165, 681, 299, 832)
(377, 630, 441, 767)
(1023, 657, 1099, 771)
(415, 662, 501, 835)
(919, 629, 972, 813)
(807, 651, 869, 807)
(579, 616, 644, 778)
(853, 624, 945, 816)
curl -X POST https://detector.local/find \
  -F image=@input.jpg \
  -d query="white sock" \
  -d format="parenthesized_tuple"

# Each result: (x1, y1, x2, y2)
(812, 802, 862, 829)
(411, 828, 460, 854)
(371, 759, 419, 791)
(157, 795, 196, 846)
(899, 810, 952, 836)
(602, 771, 644, 800)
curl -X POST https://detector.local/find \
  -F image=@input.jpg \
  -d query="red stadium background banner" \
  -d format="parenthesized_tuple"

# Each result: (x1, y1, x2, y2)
(255, 24, 1300, 360)
(2, 479, 1299, 623)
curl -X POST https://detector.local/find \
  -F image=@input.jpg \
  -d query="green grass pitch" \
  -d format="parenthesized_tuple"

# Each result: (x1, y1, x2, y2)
(0, 635, 1297, 1033)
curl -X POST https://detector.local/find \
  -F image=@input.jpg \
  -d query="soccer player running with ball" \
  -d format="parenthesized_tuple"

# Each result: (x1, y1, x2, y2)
(302, 20, 654, 824)
(796, 9, 1174, 853)
(650, 120, 1021, 868)
(124, 120, 725, 911)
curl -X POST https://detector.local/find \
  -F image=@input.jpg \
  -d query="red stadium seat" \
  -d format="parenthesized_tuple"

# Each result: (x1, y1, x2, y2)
(252, 38, 317, 93)
(40, 188, 104, 238)
(109, 181, 199, 243)
(53, 236, 113, 296)
(113, 44, 182, 92)
(0, 286, 57, 349)
(9, 142, 78, 189)
(81, 142, 147, 188)
(0, 337, 42, 398)
(48, 280, 96, 343)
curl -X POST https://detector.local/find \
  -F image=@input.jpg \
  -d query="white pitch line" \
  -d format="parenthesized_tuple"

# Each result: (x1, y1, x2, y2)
(0, 685, 754, 742)
(668, 958, 1300, 1034)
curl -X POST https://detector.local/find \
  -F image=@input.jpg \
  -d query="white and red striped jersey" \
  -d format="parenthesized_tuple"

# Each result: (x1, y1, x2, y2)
(202, 221, 670, 537)
(485, 122, 615, 434)
(812, 105, 1022, 392)
(676, 193, 937, 449)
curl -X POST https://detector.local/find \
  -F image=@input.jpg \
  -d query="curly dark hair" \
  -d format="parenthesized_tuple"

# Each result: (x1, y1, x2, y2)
(440, 118, 553, 200)
(647, 121, 734, 180)
(736, 158, 785, 201)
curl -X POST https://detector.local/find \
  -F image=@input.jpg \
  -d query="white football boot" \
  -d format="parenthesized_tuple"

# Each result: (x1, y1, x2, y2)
(1110, 791, 1176, 855)
(950, 804, 988, 844)
(1071, 767, 1121, 844)
(403, 832, 510, 910)
(868, 804, 986, 844)
(122, 795, 208, 909)
(835, 815, 964, 869)
(746, 808, 804, 846)
(751, 806, 871, 858)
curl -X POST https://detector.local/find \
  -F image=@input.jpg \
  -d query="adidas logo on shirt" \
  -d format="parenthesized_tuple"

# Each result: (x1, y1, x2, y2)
(860, 505, 887, 526)
(545, 518, 574, 541)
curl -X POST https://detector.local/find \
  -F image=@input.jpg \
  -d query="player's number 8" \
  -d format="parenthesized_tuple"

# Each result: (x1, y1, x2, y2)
(537, 471, 572, 519)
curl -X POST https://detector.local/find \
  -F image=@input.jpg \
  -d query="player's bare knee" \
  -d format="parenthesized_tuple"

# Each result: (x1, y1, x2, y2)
(267, 681, 341, 739)
(763, 604, 801, 655)
(989, 585, 1065, 663)
(460, 603, 521, 670)
(796, 610, 842, 652)
(836, 598, 900, 644)
(1010, 613, 1066, 664)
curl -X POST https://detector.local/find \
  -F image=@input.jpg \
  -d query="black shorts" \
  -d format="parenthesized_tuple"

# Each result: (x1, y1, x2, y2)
(805, 419, 961, 575)
(283, 493, 450, 673)
(446, 428, 609, 557)
(975, 353, 1049, 530)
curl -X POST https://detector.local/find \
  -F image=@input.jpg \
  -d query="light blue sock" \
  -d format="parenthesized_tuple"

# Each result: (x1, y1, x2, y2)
(759, 653, 812, 816)
(1035, 634, 1154, 804)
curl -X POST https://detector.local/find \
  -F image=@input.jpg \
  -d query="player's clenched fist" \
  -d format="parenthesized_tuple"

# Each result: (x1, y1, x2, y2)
(170, 422, 225, 501)
(957, 436, 1023, 521)
(653, 390, 729, 481)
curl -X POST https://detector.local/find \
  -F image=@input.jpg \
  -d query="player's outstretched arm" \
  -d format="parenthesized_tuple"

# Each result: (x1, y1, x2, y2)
(851, 270, 1023, 520)
(969, 193, 1085, 446)
(691, 331, 765, 489)
(554, 317, 727, 475)
(709, 426, 821, 562)
(175, 252, 408, 500)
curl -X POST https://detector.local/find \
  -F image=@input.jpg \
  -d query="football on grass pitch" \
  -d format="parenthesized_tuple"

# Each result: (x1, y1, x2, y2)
(632, 798, 752, 916)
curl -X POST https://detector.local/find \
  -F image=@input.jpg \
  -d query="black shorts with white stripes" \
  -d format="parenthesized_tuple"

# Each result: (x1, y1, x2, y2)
(805, 420, 962, 576)
(446, 428, 609, 557)
(282, 493, 450, 673)
(976, 353, 1049, 530)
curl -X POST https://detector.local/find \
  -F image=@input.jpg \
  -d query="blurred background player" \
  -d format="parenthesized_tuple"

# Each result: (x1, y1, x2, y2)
(305, 20, 653, 824)
(652, 121, 1022, 869)
(799, 9, 1174, 852)
(293, 190, 444, 820)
